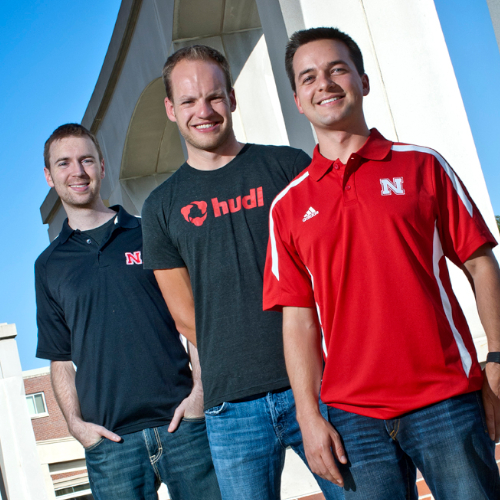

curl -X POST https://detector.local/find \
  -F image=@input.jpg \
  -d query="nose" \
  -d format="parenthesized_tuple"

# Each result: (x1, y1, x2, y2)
(317, 71, 339, 92)
(71, 161, 88, 176)
(197, 99, 214, 118)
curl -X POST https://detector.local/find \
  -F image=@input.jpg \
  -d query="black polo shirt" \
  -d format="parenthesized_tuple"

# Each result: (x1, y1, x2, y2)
(35, 206, 192, 435)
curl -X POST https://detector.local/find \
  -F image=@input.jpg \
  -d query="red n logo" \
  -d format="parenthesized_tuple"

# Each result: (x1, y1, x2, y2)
(125, 251, 142, 265)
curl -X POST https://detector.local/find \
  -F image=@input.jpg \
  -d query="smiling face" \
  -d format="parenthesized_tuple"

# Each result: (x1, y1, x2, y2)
(292, 38, 369, 134)
(164, 59, 237, 155)
(44, 135, 104, 210)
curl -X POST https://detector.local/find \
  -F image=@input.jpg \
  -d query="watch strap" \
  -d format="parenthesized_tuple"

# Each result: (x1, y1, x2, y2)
(486, 352, 500, 364)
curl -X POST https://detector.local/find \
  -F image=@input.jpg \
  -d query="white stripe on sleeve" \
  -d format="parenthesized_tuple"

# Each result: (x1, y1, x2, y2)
(391, 144, 473, 216)
(269, 171, 310, 280)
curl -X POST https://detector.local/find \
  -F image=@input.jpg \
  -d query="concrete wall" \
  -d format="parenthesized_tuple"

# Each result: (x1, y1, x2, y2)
(487, 0, 500, 49)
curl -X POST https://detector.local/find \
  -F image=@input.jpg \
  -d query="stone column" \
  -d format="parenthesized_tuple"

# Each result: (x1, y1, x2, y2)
(0, 323, 49, 500)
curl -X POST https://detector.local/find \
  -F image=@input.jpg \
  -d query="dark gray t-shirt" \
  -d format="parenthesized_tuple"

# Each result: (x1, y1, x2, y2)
(142, 144, 311, 409)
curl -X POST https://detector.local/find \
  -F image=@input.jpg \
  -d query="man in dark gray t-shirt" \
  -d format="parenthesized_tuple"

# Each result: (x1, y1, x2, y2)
(141, 45, 344, 500)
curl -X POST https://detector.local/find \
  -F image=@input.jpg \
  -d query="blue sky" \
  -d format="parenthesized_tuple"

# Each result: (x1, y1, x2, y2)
(1, 0, 499, 371)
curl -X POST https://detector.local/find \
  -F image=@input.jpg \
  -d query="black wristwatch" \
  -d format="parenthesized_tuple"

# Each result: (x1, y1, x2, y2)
(486, 352, 500, 364)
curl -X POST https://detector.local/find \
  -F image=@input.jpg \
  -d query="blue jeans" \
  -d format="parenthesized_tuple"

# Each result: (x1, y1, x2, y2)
(205, 388, 344, 499)
(327, 391, 500, 499)
(85, 418, 221, 500)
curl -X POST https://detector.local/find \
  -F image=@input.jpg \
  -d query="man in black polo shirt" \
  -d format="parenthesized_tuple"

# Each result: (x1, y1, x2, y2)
(35, 123, 221, 500)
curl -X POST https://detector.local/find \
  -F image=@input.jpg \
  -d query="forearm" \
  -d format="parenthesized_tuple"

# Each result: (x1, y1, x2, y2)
(283, 306, 324, 423)
(50, 360, 84, 429)
(464, 246, 500, 351)
(187, 341, 203, 393)
(283, 306, 347, 484)
(51, 361, 122, 446)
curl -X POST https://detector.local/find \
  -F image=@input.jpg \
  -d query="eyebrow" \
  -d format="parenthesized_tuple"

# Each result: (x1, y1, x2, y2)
(297, 59, 348, 79)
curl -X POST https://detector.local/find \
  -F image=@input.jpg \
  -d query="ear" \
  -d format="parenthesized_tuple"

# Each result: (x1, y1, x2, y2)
(362, 73, 370, 97)
(100, 159, 105, 179)
(229, 88, 237, 112)
(44, 167, 55, 188)
(293, 92, 305, 115)
(165, 97, 177, 122)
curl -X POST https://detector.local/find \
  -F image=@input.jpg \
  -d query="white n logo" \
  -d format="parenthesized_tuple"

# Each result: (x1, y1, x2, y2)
(380, 177, 405, 196)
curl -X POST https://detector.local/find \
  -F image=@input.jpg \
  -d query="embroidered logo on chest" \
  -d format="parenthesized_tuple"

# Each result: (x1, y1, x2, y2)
(302, 207, 319, 222)
(125, 251, 142, 265)
(380, 177, 405, 196)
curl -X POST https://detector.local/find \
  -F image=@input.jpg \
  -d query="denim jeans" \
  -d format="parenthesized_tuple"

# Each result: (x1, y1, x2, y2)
(327, 391, 500, 499)
(85, 418, 221, 500)
(205, 388, 344, 500)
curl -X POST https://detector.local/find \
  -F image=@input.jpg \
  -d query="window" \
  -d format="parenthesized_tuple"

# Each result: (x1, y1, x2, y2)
(26, 392, 48, 417)
(55, 483, 92, 499)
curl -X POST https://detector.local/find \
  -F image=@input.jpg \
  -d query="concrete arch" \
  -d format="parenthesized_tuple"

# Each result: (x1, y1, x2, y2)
(120, 77, 185, 213)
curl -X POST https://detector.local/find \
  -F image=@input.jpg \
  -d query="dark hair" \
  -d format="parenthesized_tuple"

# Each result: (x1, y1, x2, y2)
(162, 45, 233, 100)
(44, 123, 103, 170)
(285, 27, 365, 92)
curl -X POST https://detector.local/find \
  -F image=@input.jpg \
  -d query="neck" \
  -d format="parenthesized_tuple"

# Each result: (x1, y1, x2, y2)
(186, 136, 244, 171)
(64, 199, 116, 231)
(316, 122, 370, 164)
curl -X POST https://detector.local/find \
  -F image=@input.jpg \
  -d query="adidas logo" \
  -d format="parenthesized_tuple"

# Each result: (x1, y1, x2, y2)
(302, 207, 319, 222)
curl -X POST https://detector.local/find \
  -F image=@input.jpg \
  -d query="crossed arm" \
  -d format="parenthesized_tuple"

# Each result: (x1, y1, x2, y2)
(463, 244, 500, 442)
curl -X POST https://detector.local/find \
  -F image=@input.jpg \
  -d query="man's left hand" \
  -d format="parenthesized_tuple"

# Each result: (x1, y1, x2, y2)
(168, 384, 204, 432)
(482, 362, 500, 442)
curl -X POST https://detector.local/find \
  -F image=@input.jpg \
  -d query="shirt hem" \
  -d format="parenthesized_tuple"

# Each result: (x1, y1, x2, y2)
(112, 416, 174, 436)
(322, 381, 483, 420)
(36, 350, 72, 361)
(204, 377, 291, 411)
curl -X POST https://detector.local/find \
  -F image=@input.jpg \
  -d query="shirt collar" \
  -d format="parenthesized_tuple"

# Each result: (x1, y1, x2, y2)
(309, 128, 393, 182)
(57, 205, 139, 244)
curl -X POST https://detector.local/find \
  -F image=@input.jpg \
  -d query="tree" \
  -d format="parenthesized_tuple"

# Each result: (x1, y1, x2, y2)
(496, 215, 500, 233)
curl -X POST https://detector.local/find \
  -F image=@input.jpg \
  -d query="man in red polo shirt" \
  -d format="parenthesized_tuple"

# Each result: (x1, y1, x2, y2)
(263, 27, 500, 499)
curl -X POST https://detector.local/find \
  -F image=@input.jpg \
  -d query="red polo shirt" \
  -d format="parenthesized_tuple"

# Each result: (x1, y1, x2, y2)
(263, 129, 497, 419)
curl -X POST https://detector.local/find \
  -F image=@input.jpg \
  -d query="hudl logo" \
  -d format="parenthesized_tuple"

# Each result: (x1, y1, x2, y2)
(125, 251, 142, 265)
(181, 187, 264, 226)
(212, 187, 264, 217)
(181, 201, 208, 226)
(380, 177, 405, 196)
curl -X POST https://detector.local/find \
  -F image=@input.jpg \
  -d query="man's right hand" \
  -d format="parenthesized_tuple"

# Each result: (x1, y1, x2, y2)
(300, 412, 347, 486)
(69, 417, 121, 449)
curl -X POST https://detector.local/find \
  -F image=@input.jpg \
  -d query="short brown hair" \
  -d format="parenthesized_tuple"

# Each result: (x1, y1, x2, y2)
(162, 45, 233, 101)
(285, 27, 365, 93)
(44, 123, 103, 170)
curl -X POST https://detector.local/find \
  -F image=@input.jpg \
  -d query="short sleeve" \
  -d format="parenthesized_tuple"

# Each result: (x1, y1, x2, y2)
(263, 201, 315, 311)
(141, 191, 186, 270)
(35, 259, 72, 361)
(432, 153, 497, 264)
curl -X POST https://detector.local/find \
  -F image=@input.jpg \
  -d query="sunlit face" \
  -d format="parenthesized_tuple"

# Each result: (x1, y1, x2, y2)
(44, 136, 104, 210)
(293, 39, 369, 132)
(164, 59, 236, 153)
